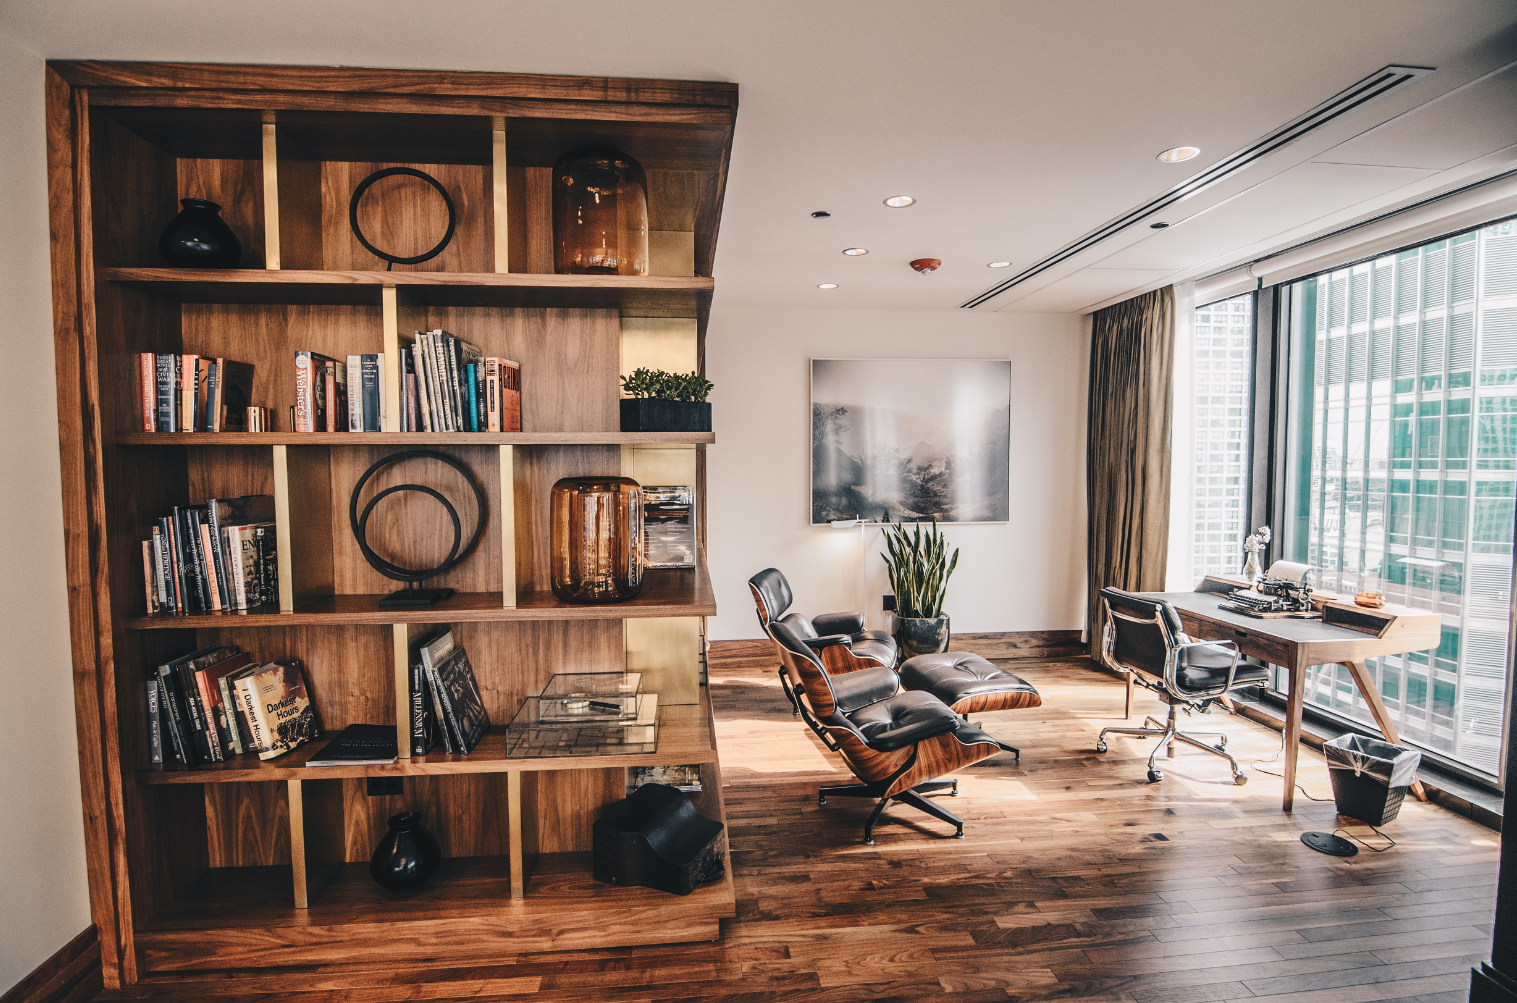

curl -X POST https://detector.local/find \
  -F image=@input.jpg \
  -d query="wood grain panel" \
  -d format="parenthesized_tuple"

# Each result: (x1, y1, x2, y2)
(274, 154, 323, 271)
(321, 162, 491, 273)
(418, 306, 621, 432)
(174, 157, 264, 268)
(289, 777, 344, 908)
(341, 774, 512, 861)
(185, 445, 272, 505)
(505, 165, 553, 274)
(204, 782, 289, 868)
(448, 618, 625, 727)
(275, 445, 334, 609)
(527, 767, 626, 855)
(512, 444, 621, 594)
(329, 443, 501, 595)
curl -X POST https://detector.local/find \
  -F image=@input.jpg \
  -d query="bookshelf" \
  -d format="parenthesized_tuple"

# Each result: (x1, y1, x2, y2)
(44, 61, 737, 985)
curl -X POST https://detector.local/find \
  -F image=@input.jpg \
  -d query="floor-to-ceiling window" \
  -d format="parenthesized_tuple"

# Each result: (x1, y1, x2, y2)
(1281, 222, 1517, 778)
(1187, 293, 1256, 582)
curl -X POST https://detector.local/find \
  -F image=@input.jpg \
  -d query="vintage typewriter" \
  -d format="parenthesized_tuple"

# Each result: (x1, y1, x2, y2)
(1219, 572, 1319, 619)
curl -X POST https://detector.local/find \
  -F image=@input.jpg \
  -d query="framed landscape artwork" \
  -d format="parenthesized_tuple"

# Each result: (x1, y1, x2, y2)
(810, 358, 1012, 525)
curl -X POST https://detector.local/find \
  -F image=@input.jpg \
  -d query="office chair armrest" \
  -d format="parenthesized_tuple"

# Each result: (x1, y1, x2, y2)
(813, 611, 866, 635)
(802, 634, 853, 650)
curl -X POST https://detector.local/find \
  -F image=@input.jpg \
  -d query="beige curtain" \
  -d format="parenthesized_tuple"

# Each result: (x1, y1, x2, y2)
(1087, 286, 1176, 646)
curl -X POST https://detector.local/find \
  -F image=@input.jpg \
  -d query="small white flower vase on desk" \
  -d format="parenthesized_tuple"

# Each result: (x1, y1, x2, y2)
(1241, 553, 1261, 584)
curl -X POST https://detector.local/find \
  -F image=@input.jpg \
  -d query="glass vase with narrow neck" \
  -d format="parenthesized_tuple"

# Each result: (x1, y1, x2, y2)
(552, 149, 650, 276)
(551, 477, 645, 603)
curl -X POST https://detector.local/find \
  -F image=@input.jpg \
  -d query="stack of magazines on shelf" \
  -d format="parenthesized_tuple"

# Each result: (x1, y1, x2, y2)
(407, 629, 490, 754)
(141, 495, 277, 615)
(504, 672, 657, 758)
(402, 329, 521, 433)
(146, 646, 317, 765)
(137, 353, 262, 432)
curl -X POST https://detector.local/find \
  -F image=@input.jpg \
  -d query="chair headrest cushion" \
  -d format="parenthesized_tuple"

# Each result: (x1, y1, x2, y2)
(748, 568, 793, 622)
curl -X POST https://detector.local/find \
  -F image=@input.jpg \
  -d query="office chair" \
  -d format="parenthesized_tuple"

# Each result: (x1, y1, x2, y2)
(767, 618, 1008, 844)
(749, 567, 897, 671)
(1095, 587, 1269, 785)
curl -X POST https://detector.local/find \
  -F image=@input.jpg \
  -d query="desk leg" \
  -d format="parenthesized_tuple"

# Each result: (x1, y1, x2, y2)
(1125, 673, 1133, 720)
(1341, 661, 1429, 803)
(1283, 664, 1305, 812)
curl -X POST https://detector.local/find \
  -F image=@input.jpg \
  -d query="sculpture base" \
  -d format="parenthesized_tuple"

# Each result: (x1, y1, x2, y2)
(379, 587, 455, 608)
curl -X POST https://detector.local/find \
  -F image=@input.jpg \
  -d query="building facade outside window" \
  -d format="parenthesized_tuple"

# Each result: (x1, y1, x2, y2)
(1281, 222, 1517, 778)
(1188, 293, 1255, 582)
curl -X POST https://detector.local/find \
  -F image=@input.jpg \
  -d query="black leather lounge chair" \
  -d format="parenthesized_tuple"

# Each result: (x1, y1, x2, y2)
(748, 567, 897, 670)
(767, 617, 1007, 843)
(1095, 587, 1271, 784)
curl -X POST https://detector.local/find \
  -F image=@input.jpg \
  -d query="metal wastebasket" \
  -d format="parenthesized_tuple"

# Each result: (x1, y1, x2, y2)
(1324, 733, 1421, 826)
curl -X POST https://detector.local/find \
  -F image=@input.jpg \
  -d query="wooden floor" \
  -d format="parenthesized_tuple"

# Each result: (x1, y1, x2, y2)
(93, 652, 1499, 1003)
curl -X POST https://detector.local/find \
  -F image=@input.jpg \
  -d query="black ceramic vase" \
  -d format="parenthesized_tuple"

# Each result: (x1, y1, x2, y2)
(369, 811, 441, 890)
(158, 198, 242, 268)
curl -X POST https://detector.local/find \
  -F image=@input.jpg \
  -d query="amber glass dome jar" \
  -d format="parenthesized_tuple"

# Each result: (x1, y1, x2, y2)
(552, 149, 650, 276)
(551, 476, 645, 603)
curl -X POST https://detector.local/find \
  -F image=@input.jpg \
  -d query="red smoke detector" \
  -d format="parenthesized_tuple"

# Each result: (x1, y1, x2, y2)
(910, 258, 941, 273)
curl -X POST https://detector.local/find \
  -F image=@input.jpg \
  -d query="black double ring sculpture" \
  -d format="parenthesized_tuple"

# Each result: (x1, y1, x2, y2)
(349, 167, 458, 269)
(349, 450, 485, 586)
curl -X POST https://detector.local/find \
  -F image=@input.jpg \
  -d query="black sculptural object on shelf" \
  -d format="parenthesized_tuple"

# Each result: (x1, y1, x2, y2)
(349, 450, 486, 607)
(158, 198, 242, 268)
(592, 783, 726, 896)
(348, 167, 457, 270)
(370, 811, 442, 890)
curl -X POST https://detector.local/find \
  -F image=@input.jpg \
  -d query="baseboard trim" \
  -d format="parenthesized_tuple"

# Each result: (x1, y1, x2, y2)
(1, 928, 100, 1003)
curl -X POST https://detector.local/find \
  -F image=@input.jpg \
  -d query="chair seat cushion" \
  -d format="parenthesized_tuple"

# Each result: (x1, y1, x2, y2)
(899, 652, 1043, 714)
(840, 691, 961, 751)
(828, 665, 902, 713)
(1176, 645, 1271, 691)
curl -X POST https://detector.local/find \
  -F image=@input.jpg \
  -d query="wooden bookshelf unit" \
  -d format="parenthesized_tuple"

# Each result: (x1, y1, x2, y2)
(44, 61, 737, 986)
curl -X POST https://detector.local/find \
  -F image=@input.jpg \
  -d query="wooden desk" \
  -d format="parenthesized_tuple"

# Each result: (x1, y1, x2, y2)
(1137, 590, 1440, 811)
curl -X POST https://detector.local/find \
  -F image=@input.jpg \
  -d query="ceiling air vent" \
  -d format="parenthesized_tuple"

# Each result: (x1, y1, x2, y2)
(961, 64, 1434, 309)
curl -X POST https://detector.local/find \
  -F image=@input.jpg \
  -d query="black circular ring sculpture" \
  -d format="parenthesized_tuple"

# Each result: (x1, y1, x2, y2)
(349, 450, 485, 606)
(348, 167, 458, 270)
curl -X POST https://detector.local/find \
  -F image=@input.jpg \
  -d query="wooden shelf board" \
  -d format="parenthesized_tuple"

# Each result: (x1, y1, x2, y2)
(114, 431, 715, 446)
(104, 268, 712, 314)
(122, 568, 715, 630)
(136, 695, 715, 784)
(137, 852, 733, 971)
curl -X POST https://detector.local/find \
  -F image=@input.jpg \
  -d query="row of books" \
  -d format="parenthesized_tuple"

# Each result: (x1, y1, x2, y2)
(147, 646, 317, 765)
(141, 495, 277, 615)
(137, 353, 257, 432)
(408, 629, 489, 754)
(402, 330, 521, 433)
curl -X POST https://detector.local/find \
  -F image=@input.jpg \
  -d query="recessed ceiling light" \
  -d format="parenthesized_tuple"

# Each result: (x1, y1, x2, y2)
(987, 260, 1012, 268)
(883, 195, 915, 208)
(1150, 222, 1170, 229)
(817, 282, 838, 289)
(1157, 146, 1201, 163)
(811, 210, 831, 218)
(843, 247, 868, 256)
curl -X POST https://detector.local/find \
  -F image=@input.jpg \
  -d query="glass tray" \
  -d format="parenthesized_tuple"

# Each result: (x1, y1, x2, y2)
(505, 693, 658, 758)
(537, 672, 642, 722)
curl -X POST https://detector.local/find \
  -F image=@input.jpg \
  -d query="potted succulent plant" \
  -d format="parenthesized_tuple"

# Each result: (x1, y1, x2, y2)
(619, 368, 714, 432)
(881, 519, 959, 660)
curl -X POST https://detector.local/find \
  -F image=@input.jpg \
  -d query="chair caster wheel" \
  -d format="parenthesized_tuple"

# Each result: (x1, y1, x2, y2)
(1095, 740, 1108, 753)
(1234, 773, 1249, 786)
(954, 829, 965, 839)
(818, 798, 827, 806)
(864, 838, 875, 846)
(1147, 769, 1164, 783)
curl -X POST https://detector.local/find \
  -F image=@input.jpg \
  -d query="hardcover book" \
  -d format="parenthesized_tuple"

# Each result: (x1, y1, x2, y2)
(213, 359, 255, 432)
(294, 350, 337, 433)
(430, 647, 489, 754)
(244, 662, 318, 760)
(146, 679, 163, 764)
(306, 723, 398, 766)
(200, 652, 255, 755)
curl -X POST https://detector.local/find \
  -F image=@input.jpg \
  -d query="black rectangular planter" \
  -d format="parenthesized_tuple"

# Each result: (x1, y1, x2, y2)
(620, 398, 712, 433)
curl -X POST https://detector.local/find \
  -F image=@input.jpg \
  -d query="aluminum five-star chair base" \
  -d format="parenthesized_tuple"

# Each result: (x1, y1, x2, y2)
(817, 779, 962, 844)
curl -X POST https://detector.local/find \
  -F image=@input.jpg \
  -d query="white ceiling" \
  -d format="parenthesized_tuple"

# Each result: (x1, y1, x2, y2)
(6, 0, 1517, 314)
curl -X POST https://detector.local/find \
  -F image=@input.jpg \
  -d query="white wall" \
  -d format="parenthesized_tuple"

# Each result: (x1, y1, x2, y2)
(0, 35, 94, 993)
(705, 307, 1087, 640)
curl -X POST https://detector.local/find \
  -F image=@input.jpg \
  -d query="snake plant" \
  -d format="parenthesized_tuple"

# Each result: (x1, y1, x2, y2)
(881, 519, 959, 619)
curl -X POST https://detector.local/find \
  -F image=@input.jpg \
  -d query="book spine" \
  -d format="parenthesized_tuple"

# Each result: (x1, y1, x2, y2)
(362, 354, 380, 432)
(475, 362, 487, 432)
(405, 370, 418, 433)
(199, 524, 223, 611)
(424, 333, 448, 431)
(227, 527, 247, 610)
(142, 540, 158, 615)
(155, 354, 176, 432)
(426, 664, 464, 752)
(485, 358, 500, 432)
(168, 508, 195, 611)
(253, 525, 278, 606)
(426, 667, 455, 753)
(323, 363, 336, 432)
(140, 353, 156, 431)
(159, 517, 182, 613)
(157, 676, 188, 764)
(294, 351, 314, 432)
(181, 354, 199, 432)
(150, 526, 170, 610)
(411, 341, 431, 432)
(376, 354, 387, 431)
(347, 355, 364, 433)
(410, 661, 429, 755)
(159, 666, 200, 765)
(203, 360, 217, 433)
(205, 504, 232, 611)
(193, 667, 225, 761)
(146, 679, 163, 764)
(443, 333, 462, 431)
(217, 672, 244, 756)
(183, 509, 210, 612)
(466, 363, 479, 432)
(210, 357, 224, 432)
(503, 361, 521, 432)
(176, 661, 215, 762)
(234, 675, 267, 752)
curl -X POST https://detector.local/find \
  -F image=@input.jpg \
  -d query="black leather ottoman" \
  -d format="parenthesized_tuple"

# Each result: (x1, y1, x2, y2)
(899, 652, 1043, 716)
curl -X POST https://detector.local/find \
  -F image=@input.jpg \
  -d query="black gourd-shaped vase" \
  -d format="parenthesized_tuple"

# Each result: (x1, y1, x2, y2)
(369, 811, 441, 890)
(158, 198, 242, 268)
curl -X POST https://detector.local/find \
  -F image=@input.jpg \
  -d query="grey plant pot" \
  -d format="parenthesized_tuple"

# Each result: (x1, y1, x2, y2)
(895, 615, 951, 661)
